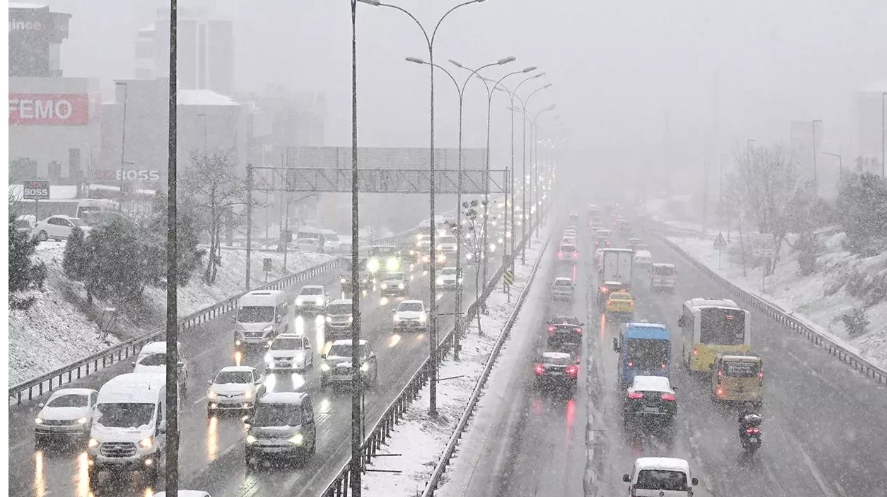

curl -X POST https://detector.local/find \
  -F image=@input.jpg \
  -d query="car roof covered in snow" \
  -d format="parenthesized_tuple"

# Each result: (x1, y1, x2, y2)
(218, 365, 255, 373)
(629, 375, 673, 393)
(553, 277, 572, 283)
(258, 391, 308, 406)
(48, 388, 97, 400)
(97, 373, 165, 404)
(633, 457, 690, 473)
(329, 298, 352, 306)
(541, 351, 572, 361)
(332, 339, 367, 346)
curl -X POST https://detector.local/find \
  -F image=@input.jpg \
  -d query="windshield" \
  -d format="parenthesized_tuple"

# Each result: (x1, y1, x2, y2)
(47, 393, 89, 408)
(14, 220, 31, 229)
(215, 371, 252, 384)
(238, 306, 274, 323)
(95, 403, 155, 428)
(372, 246, 397, 256)
(69, 218, 87, 227)
(625, 339, 670, 370)
(398, 302, 424, 312)
(327, 304, 351, 315)
(271, 338, 303, 351)
(300, 287, 323, 295)
(441, 268, 457, 275)
(560, 245, 576, 252)
(636, 470, 687, 490)
(700, 308, 746, 345)
(653, 266, 675, 276)
(383, 272, 404, 281)
(253, 404, 302, 427)
(723, 360, 761, 377)
(299, 238, 318, 245)
(327, 344, 353, 357)
(137, 353, 166, 367)
(543, 355, 573, 366)
(553, 280, 571, 287)
(439, 236, 456, 244)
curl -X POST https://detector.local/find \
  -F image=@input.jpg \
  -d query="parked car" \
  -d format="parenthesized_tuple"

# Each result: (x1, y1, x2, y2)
(33, 215, 91, 241)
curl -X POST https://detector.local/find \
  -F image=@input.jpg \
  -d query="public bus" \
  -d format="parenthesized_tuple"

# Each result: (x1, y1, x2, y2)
(612, 322, 672, 389)
(678, 298, 751, 373)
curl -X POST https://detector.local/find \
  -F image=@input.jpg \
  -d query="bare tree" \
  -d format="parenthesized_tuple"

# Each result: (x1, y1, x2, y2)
(448, 200, 491, 336)
(184, 150, 249, 285)
(733, 143, 801, 273)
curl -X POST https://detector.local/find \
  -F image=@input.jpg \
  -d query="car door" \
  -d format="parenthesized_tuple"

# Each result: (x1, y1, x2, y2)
(57, 217, 74, 238)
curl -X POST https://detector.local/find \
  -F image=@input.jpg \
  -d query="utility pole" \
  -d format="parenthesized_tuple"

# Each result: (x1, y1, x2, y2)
(812, 119, 821, 197)
(702, 157, 710, 235)
(245, 164, 253, 291)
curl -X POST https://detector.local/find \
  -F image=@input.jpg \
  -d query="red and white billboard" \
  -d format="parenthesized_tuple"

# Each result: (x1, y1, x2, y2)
(9, 94, 91, 125)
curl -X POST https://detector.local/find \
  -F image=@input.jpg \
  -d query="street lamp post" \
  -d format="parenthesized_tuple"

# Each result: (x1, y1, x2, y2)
(812, 119, 822, 196)
(115, 81, 129, 209)
(368, 0, 486, 417)
(405, 56, 514, 361)
(821, 151, 843, 176)
(530, 104, 555, 237)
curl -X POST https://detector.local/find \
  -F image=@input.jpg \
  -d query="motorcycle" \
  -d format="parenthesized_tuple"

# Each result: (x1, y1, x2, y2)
(741, 426, 762, 452)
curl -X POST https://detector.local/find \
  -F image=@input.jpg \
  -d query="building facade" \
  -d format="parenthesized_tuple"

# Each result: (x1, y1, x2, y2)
(9, 3, 71, 78)
(853, 81, 886, 176)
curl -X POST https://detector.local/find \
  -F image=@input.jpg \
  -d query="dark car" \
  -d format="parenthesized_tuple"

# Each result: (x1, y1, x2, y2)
(546, 316, 584, 341)
(534, 351, 579, 391)
(623, 375, 677, 426)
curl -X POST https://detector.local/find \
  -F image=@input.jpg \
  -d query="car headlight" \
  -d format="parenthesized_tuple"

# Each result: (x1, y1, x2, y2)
(77, 417, 88, 425)
(235, 339, 242, 346)
(320, 363, 331, 372)
(244, 390, 253, 400)
(289, 433, 304, 445)
(340, 278, 347, 284)
(419, 314, 427, 323)
(35, 417, 43, 425)
(398, 283, 404, 289)
(246, 435, 257, 444)
(381, 283, 388, 290)
(207, 390, 218, 399)
(360, 362, 370, 372)
(264, 353, 273, 365)
(139, 437, 154, 449)
(394, 315, 401, 323)
(349, 315, 354, 323)
(436, 278, 443, 285)
(326, 316, 332, 323)
(263, 325, 274, 333)
(88, 438, 99, 448)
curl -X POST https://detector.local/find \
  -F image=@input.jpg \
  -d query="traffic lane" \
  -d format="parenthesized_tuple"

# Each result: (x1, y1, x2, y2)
(181, 258, 497, 496)
(491, 251, 588, 497)
(643, 233, 887, 496)
(7, 268, 411, 497)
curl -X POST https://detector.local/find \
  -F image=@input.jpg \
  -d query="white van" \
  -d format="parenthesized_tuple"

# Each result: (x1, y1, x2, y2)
(633, 249, 653, 278)
(233, 290, 293, 349)
(623, 457, 698, 496)
(87, 373, 177, 488)
(320, 229, 341, 253)
(651, 263, 676, 292)
(132, 341, 188, 393)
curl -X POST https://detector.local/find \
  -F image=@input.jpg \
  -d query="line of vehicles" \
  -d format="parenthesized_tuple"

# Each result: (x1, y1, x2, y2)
(536, 203, 767, 496)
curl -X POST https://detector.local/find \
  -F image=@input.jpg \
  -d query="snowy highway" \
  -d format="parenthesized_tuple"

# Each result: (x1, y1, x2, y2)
(8, 247, 503, 497)
(445, 217, 887, 497)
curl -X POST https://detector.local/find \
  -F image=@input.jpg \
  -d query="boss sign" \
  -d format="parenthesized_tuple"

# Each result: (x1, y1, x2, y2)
(22, 181, 50, 200)
(116, 170, 161, 182)
(9, 94, 90, 125)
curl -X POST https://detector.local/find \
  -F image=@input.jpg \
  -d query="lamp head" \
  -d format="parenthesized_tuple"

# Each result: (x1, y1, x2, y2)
(406, 57, 425, 64)
(522, 66, 537, 73)
(450, 59, 464, 69)
(498, 56, 516, 65)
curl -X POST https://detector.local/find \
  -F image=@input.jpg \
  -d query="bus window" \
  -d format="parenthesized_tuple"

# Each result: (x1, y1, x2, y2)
(700, 309, 745, 345)
(625, 339, 670, 370)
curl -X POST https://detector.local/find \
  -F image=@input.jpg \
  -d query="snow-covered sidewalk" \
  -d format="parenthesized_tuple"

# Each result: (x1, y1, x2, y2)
(665, 234, 887, 369)
(360, 229, 551, 496)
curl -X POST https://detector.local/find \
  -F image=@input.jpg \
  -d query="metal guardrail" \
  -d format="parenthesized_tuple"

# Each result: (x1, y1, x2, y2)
(421, 231, 551, 497)
(8, 258, 341, 406)
(320, 225, 538, 497)
(648, 222, 887, 385)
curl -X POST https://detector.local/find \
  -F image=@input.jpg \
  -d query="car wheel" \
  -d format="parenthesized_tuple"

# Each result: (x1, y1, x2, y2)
(37, 230, 48, 242)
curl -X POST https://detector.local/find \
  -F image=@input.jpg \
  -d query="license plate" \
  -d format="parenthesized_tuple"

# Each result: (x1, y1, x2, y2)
(549, 371, 564, 376)
(643, 407, 660, 414)
(749, 437, 759, 443)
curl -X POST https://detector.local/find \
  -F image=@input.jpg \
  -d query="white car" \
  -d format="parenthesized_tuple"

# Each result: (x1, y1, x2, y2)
(34, 388, 98, 445)
(622, 457, 698, 497)
(206, 366, 265, 415)
(436, 266, 461, 289)
(393, 300, 428, 332)
(132, 341, 188, 392)
(33, 215, 91, 241)
(265, 334, 313, 372)
(295, 285, 329, 314)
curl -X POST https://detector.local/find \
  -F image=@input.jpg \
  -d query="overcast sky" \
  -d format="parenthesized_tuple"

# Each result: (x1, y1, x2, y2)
(47, 0, 887, 176)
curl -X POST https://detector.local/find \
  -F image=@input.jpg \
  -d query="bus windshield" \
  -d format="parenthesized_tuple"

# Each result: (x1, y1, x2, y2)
(700, 308, 746, 345)
(624, 339, 670, 371)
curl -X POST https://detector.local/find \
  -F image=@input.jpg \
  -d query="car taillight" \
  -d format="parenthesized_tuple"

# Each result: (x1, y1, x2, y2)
(758, 370, 764, 384)
(746, 428, 761, 435)
(575, 327, 582, 334)
(534, 364, 545, 375)
(566, 365, 578, 376)
(715, 386, 725, 397)
(627, 361, 634, 368)
(627, 392, 644, 399)
(573, 252, 579, 258)
(548, 326, 556, 333)
(557, 251, 562, 257)
(660, 362, 667, 369)
(661, 393, 676, 401)
(692, 347, 698, 356)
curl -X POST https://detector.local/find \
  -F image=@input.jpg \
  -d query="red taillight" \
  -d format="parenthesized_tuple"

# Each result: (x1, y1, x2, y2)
(534, 364, 545, 375)
(548, 326, 556, 333)
(557, 251, 562, 257)
(573, 252, 579, 258)
(758, 370, 764, 383)
(746, 427, 761, 435)
(575, 327, 582, 334)
(661, 393, 676, 401)
(566, 365, 578, 376)
(660, 362, 667, 369)
(692, 347, 699, 356)
(627, 392, 644, 400)
(627, 361, 634, 368)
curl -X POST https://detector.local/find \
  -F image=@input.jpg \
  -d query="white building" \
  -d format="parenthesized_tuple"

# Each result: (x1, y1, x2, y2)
(853, 80, 887, 176)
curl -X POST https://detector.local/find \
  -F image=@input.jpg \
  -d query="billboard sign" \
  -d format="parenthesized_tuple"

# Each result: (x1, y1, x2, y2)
(116, 170, 161, 182)
(22, 180, 50, 200)
(9, 94, 90, 125)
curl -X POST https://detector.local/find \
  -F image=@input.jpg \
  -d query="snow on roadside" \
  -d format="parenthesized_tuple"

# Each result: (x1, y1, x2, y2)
(361, 230, 550, 496)
(666, 234, 887, 369)
(9, 241, 335, 387)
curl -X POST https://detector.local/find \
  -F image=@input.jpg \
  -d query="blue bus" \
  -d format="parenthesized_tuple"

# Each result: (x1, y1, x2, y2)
(612, 322, 672, 389)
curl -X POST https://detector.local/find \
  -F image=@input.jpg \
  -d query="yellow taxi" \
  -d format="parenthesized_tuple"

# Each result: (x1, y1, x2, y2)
(605, 290, 635, 320)
(711, 353, 763, 407)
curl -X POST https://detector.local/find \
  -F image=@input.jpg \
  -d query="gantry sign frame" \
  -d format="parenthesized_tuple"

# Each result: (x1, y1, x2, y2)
(250, 166, 509, 194)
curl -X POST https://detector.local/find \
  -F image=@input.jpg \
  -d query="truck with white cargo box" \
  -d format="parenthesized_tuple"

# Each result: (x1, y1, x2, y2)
(598, 248, 634, 305)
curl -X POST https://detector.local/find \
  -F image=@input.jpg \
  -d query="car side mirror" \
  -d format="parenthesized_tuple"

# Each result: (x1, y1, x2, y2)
(672, 386, 678, 391)
(305, 344, 312, 349)
(255, 377, 263, 385)
(131, 361, 136, 367)
(157, 420, 167, 434)
(622, 474, 631, 483)
(207, 380, 213, 385)
(320, 354, 327, 360)
(579, 322, 585, 327)
(37, 402, 45, 408)
(691, 477, 699, 486)
(232, 316, 237, 324)
(242, 415, 251, 424)
(677, 316, 685, 327)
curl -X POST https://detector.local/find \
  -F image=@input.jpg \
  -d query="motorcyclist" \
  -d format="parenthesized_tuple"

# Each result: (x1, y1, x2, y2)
(738, 403, 762, 444)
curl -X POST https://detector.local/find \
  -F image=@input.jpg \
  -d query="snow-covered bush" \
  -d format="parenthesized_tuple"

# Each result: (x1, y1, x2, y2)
(795, 232, 824, 276)
(841, 307, 869, 337)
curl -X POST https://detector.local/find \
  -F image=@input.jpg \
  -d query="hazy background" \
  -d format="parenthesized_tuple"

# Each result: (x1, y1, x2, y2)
(46, 0, 887, 180)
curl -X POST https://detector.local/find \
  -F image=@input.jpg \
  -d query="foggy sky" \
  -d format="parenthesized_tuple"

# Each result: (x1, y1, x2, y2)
(45, 0, 887, 173)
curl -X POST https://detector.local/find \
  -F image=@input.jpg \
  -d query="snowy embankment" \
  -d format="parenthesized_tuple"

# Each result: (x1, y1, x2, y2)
(666, 234, 887, 369)
(361, 230, 550, 496)
(8, 242, 334, 386)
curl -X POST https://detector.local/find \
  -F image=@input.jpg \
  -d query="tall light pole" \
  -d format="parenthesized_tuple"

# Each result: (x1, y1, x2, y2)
(821, 151, 843, 176)
(531, 103, 555, 237)
(812, 119, 822, 197)
(468, 67, 536, 295)
(115, 81, 128, 209)
(406, 56, 514, 361)
(348, 2, 379, 494)
(367, 0, 486, 417)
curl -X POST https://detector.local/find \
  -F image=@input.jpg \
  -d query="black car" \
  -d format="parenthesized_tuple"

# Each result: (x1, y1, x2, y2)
(534, 351, 579, 390)
(623, 375, 677, 426)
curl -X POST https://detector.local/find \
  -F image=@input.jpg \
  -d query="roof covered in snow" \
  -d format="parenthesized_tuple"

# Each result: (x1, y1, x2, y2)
(178, 89, 239, 107)
(9, 3, 48, 9)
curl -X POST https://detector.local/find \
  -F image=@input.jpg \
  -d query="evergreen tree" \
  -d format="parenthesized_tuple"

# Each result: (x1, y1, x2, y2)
(8, 214, 46, 310)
